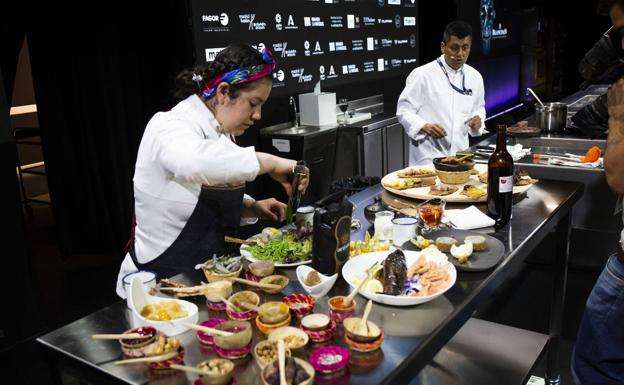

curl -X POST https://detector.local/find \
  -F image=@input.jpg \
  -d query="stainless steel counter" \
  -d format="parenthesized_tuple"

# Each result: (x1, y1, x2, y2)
(37, 180, 582, 385)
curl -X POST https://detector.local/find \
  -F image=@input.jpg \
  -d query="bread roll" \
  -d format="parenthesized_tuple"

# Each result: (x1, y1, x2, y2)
(435, 237, 458, 252)
(464, 235, 488, 251)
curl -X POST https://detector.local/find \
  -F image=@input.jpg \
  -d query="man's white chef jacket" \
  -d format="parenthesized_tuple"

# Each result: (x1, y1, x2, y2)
(115, 94, 260, 297)
(397, 55, 487, 166)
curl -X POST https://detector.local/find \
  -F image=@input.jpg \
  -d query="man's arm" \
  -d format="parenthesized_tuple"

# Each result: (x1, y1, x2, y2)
(605, 78, 624, 194)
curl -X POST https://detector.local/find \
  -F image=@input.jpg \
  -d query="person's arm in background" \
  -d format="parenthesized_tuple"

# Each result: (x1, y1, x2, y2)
(605, 78, 624, 194)
(467, 71, 487, 137)
(397, 69, 447, 139)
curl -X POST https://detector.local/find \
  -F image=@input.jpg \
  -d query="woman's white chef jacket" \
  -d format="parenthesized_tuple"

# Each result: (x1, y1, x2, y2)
(397, 55, 487, 166)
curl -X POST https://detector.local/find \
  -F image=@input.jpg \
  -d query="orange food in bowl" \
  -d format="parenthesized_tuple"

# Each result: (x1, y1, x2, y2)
(580, 146, 601, 163)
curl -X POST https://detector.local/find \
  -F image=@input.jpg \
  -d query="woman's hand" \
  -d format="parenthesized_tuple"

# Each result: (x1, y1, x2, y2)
(252, 198, 287, 222)
(256, 153, 310, 197)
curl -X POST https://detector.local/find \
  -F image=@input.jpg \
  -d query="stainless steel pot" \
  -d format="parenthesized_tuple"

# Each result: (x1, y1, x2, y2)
(535, 102, 568, 133)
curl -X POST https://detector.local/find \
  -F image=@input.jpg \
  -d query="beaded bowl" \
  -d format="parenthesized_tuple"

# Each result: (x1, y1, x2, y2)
(147, 346, 185, 370)
(300, 319, 336, 343)
(214, 340, 253, 360)
(196, 318, 226, 346)
(282, 294, 315, 318)
(119, 326, 158, 358)
(344, 331, 385, 353)
(255, 312, 292, 335)
(309, 345, 350, 374)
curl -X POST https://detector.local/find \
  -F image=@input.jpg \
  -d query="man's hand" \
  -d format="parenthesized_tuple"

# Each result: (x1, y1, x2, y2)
(252, 198, 287, 222)
(465, 115, 482, 130)
(608, 78, 624, 127)
(421, 123, 447, 138)
(605, 78, 624, 194)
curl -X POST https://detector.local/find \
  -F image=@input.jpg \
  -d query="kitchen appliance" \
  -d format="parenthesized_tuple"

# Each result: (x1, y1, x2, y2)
(535, 102, 568, 133)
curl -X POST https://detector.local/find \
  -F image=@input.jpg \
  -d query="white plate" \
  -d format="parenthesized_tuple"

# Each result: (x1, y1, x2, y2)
(381, 164, 533, 202)
(240, 244, 312, 268)
(341, 250, 457, 306)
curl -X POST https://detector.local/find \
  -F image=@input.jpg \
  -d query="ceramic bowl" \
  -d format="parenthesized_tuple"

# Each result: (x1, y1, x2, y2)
(226, 291, 260, 321)
(202, 280, 234, 303)
(282, 294, 315, 318)
(259, 275, 289, 294)
(260, 357, 314, 385)
(122, 270, 156, 308)
(214, 340, 252, 360)
(248, 260, 275, 278)
(203, 263, 243, 283)
(147, 346, 185, 370)
(196, 318, 226, 346)
(309, 345, 350, 374)
(212, 321, 252, 350)
(344, 331, 385, 352)
(119, 326, 159, 357)
(433, 156, 475, 172)
(253, 340, 292, 369)
(301, 313, 330, 331)
(300, 320, 337, 343)
(268, 326, 309, 350)
(258, 301, 290, 324)
(342, 317, 382, 343)
(327, 296, 357, 322)
(255, 312, 292, 335)
(196, 358, 235, 385)
(295, 265, 338, 299)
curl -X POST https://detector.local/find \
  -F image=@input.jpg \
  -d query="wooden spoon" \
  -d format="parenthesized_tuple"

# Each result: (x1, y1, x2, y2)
(227, 276, 281, 290)
(224, 235, 264, 246)
(114, 351, 178, 365)
(343, 275, 367, 306)
(181, 322, 234, 337)
(91, 333, 150, 340)
(355, 300, 373, 336)
(278, 339, 287, 385)
(239, 302, 263, 313)
(169, 364, 212, 375)
(217, 295, 243, 313)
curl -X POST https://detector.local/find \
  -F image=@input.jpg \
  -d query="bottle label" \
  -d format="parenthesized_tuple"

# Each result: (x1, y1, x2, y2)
(499, 176, 513, 193)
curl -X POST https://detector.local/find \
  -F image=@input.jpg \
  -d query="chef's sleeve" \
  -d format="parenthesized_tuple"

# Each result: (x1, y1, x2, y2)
(469, 72, 487, 137)
(397, 69, 429, 141)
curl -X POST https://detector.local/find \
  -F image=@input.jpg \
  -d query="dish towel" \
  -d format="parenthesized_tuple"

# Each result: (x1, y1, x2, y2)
(547, 156, 603, 168)
(488, 143, 531, 161)
(444, 205, 495, 230)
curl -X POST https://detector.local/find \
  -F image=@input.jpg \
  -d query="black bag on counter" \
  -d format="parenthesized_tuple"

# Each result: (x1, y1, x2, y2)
(312, 191, 353, 276)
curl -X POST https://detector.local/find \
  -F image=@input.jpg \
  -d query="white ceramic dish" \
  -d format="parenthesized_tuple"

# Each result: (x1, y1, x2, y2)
(128, 276, 198, 336)
(341, 250, 456, 306)
(295, 265, 337, 299)
(122, 270, 156, 308)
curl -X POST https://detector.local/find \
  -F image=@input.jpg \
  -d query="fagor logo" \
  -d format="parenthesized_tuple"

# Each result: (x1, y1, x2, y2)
(202, 13, 228, 26)
(205, 47, 225, 62)
(220, 13, 229, 26)
(275, 70, 285, 82)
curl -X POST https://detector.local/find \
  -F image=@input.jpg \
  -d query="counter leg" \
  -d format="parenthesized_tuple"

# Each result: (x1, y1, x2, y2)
(545, 212, 571, 385)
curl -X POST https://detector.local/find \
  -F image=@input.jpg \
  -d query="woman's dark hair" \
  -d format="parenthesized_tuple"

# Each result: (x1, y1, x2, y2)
(442, 20, 473, 43)
(597, 0, 624, 15)
(174, 43, 270, 100)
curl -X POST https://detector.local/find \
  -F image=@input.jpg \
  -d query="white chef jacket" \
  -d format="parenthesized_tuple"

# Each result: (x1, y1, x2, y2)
(397, 55, 487, 166)
(115, 94, 260, 297)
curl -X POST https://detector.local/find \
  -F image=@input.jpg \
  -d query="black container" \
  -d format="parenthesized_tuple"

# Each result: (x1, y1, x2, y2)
(312, 191, 353, 276)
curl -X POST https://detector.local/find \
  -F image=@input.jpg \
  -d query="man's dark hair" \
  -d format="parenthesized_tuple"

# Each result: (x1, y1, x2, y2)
(443, 21, 473, 43)
(597, 0, 624, 15)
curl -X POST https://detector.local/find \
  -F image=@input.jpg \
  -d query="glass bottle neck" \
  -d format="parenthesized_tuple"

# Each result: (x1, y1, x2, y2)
(496, 127, 507, 150)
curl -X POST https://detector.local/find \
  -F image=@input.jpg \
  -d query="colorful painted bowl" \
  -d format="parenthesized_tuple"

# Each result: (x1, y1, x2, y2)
(226, 291, 260, 321)
(213, 321, 253, 350)
(119, 326, 158, 357)
(243, 270, 260, 283)
(344, 331, 385, 353)
(255, 312, 292, 335)
(282, 294, 315, 318)
(196, 318, 226, 346)
(206, 300, 227, 311)
(214, 340, 253, 360)
(147, 346, 185, 370)
(309, 345, 350, 374)
(327, 296, 356, 322)
(195, 358, 235, 385)
(301, 313, 330, 331)
(300, 320, 337, 343)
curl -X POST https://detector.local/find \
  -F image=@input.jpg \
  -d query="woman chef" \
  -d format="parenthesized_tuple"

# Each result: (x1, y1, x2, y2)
(116, 43, 308, 297)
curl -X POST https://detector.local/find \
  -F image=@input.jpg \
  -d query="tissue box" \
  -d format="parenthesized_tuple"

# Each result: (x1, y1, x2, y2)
(299, 92, 337, 126)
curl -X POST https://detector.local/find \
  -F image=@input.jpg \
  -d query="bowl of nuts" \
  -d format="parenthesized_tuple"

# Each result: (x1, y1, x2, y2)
(253, 340, 292, 369)
(195, 358, 234, 385)
(267, 326, 309, 351)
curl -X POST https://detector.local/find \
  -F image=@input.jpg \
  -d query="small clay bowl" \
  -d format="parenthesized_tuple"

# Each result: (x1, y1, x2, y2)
(301, 313, 330, 331)
(119, 326, 158, 357)
(253, 340, 292, 369)
(259, 275, 289, 294)
(203, 280, 234, 303)
(282, 294, 315, 318)
(300, 320, 337, 343)
(343, 317, 382, 343)
(248, 260, 275, 278)
(213, 340, 252, 360)
(327, 296, 356, 322)
(196, 358, 235, 385)
(212, 320, 252, 350)
(196, 318, 226, 346)
(268, 326, 309, 350)
(261, 357, 314, 385)
(226, 291, 260, 321)
(259, 301, 290, 324)
(344, 331, 385, 353)
(204, 263, 243, 283)
(255, 312, 292, 335)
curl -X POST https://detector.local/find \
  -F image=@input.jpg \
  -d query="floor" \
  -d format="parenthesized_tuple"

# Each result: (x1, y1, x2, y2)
(2, 172, 608, 385)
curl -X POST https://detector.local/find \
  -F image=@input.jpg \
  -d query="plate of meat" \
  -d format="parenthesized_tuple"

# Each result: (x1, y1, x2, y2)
(341, 249, 456, 306)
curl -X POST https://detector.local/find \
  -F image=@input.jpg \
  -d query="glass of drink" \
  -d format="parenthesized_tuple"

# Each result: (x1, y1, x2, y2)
(338, 98, 349, 126)
(374, 210, 394, 241)
(418, 198, 446, 233)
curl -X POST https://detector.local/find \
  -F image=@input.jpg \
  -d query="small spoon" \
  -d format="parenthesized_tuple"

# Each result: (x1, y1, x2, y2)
(355, 299, 373, 336)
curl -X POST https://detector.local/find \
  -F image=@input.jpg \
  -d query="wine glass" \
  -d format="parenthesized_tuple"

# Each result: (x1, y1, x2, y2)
(417, 198, 446, 234)
(338, 98, 349, 126)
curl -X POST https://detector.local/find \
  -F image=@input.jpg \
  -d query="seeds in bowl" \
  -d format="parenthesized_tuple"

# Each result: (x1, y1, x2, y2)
(197, 359, 233, 375)
(284, 335, 306, 349)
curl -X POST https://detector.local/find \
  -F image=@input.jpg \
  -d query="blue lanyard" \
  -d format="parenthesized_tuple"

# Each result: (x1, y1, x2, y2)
(436, 58, 472, 96)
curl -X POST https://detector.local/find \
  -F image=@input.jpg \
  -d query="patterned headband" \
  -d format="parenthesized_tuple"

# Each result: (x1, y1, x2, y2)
(201, 47, 276, 98)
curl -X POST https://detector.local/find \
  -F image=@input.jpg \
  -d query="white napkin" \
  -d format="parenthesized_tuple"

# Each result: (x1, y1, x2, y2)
(444, 205, 495, 230)
(488, 143, 531, 161)
(548, 157, 603, 169)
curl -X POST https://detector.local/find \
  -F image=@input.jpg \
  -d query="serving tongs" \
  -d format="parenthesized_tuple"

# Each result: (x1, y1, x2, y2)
(224, 235, 265, 247)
